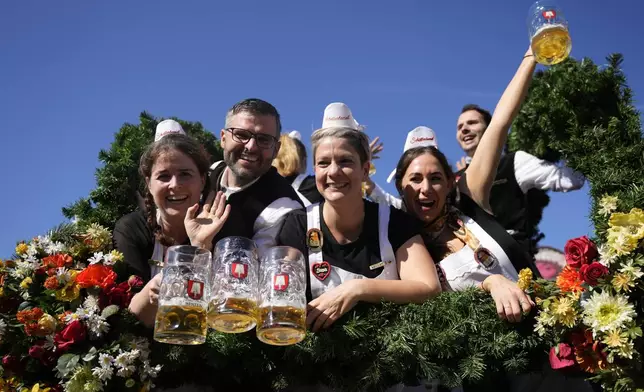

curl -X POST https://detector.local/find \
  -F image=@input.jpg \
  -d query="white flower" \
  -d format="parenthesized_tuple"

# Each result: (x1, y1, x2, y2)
(92, 365, 113, 381)
(620, 261, 644, 280)
(0, 319, 6, 343)
(45, 241, 65, 255)
(44, 335, 55, 350)
(98, 353, 113, 369)
(64, 312, 81, 324)
(598, 244, 619, 266)
(25, 243, 39, 258)
(86, 314, 110, 339)
(114, 352, 134, 369)
(598, 195, 619, 216)
(140, 360, 162, 381)
(84, 295, 100, 314)
(128, 338, 151, 360)
(88, 252, 104, 265)
(102, 253, 116, 266)
(56, 267, 73, 285)
(116, 365, 136, 378)
(10, 259, 38, 279)
(582, 291, 637, 333)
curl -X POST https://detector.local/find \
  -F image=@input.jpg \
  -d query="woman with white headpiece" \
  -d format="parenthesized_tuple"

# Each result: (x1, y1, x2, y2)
(277, 102, 441, 334)
(272, 130, 323, 206)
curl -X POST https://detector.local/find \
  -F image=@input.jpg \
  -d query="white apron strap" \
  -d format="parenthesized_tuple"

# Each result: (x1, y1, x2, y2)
(292, 174, 312, 207)
(377, 203, 399, 280)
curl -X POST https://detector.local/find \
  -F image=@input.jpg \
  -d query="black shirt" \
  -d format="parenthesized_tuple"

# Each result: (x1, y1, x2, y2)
(284, 174, 324, 204)
(277, 199, 424, 280)
(113, 210, 156, 282)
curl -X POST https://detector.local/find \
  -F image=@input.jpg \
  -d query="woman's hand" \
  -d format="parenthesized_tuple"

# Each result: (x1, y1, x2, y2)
(306, 279, 363, 332)
(482, 274, 535, 323)
(147, 273, 163, 305)
(185, 191, 231, 250)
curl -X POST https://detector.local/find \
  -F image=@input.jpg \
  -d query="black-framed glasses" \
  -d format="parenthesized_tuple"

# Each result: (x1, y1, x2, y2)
(225, 128, 277, 149)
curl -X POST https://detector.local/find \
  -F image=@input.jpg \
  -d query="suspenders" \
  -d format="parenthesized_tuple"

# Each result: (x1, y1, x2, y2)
(306, 202, 398, 299)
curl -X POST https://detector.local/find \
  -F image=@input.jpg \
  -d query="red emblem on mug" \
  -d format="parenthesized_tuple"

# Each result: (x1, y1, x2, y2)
(542, 10, 556, 19)
(230, 262, 248, 279)
(187, 279, 204, 300)
(273, 273, 289, 291)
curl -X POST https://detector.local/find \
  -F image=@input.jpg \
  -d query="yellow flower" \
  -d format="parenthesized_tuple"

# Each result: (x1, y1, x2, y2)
(606, 228, 639, 255)
(20, 277, 33, 289)
(598, 195, 618, 216)
(37, 314, 58, 335)
(15, 242, 29, 256)
(603, 329, 628, 348)
(517, 268, 533, 291)
(84, 223, 112, 251)
(109, 249, 124, 263)
(25, 384, 51, 392)
(609, 208, 644, 239)
(55, 282, 80, 302)
(552, 296, 578, 328)
(612, 273, 635, 293)
(0, 287, 4, 297)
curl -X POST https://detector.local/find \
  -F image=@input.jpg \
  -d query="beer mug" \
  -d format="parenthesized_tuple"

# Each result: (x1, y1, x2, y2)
(527, 1, 572, 65)
(208, 237, 259, 333)
(256, 246, 307, 346)
(154, 245, 211, 345)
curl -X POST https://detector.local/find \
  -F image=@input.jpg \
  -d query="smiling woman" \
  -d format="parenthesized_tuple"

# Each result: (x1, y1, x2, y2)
(277, 104, 442, 342)
(112, 133, 231, 327)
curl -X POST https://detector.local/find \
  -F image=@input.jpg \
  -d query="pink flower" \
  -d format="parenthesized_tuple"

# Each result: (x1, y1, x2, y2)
(549, 343, 576, 370)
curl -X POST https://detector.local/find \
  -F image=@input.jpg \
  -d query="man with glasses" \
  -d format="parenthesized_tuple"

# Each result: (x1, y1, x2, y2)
(209, 98, 303, 255)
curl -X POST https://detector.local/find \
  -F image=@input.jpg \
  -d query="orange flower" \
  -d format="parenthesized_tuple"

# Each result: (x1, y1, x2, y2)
(17, 308, 45, 336)
(42, 254, 73, 273)
(556, 266, 585, 294)
(75, 264, 116, 290)
(44, 276, 60, 290)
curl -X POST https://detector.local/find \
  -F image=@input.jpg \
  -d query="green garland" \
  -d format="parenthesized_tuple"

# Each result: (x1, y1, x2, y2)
(151, 290, 546, 391)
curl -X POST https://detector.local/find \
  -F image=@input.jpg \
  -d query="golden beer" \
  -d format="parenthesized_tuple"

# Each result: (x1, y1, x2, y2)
(531, 24, 571, 65)
(256, 305, 306, 346)
(208, 297, 258, 333)
(154, 305, 208, 345)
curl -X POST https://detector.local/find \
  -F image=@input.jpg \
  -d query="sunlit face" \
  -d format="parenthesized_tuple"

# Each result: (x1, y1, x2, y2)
(400, 153, 453, 223)
(456, 110, 487, 156)
(314, 137, 369, 204)
(220, 112, 280, 185)
(147, 149, 205, 221)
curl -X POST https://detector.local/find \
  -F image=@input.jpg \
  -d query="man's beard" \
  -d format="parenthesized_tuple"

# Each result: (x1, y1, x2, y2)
(224, 149, 267, 187)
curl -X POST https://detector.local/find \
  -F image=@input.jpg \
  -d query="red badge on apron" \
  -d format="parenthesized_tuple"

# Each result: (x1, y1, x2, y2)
(187, 279, 204, 300)
(230, 262, 248, 279)
(273, 273, 289, 291)
(311, 261, 331, 281)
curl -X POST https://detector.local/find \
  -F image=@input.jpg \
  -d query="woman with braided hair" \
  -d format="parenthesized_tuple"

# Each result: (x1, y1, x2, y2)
(113, 133, 230, 327)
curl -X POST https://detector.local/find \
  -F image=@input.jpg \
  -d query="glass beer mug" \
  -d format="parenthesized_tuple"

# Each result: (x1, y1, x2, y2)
(527, 1, 572, 65)
(256, 246, 307, 346)
(208, 237, 259, 333)
(154, 245, 211, 345)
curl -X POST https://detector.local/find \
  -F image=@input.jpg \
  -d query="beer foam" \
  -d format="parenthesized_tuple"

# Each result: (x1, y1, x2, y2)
(532, 23, 568, 37)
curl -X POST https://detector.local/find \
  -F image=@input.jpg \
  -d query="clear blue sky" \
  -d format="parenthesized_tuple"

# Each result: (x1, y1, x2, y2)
(1, 0, 643, 258)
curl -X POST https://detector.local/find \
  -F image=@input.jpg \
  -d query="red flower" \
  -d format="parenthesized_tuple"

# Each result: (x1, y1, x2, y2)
(571, 329, 608, 373)
(76, 264, 117, 290)
(564, 236, 598, 269)
(54, 320, 86, 352)
(549, 343, 576, 369)
(2, 354, 21, 373)
(100, 281, 133, 309)
(579, 262, 609, 286)
(16, 308, 45, 336)
(28, 342, 46, 359)
(128, 275, 144, 289)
